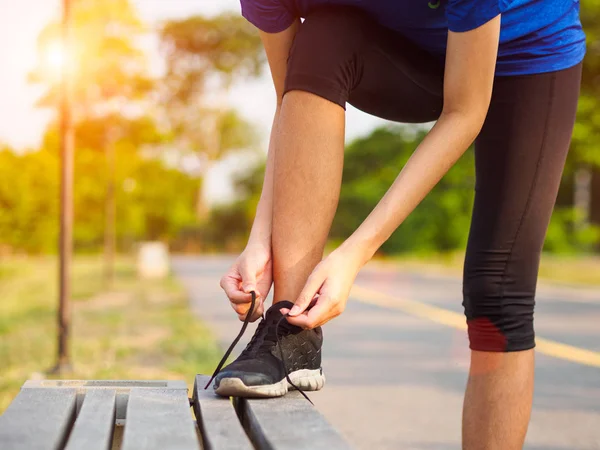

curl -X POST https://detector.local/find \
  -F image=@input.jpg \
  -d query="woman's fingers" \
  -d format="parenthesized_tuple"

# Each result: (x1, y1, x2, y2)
(228, 287, 263, 322)
(248, 302, 265, 322)
(221, 250, 272, 322)
(220, 273, 243, 298)
(238, 258, 258, 294)
(229, 290, 255, 305)
(286, 295, 336, 329)
(231, 302, 248, 316)
(220, 270, 256, 303)
(289, 266, 325, 317)
(231, 299, 263, 319)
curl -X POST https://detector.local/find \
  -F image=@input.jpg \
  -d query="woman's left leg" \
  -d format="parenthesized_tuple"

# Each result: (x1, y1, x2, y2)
(462, 63, 582, 449)
(215, 6, 444, 398)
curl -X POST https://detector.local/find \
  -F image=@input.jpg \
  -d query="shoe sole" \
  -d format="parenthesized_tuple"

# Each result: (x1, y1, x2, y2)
(215, 368, 325, 398)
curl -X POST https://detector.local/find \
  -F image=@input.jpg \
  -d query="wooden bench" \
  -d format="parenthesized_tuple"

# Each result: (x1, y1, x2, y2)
(0, 375, 351, 450)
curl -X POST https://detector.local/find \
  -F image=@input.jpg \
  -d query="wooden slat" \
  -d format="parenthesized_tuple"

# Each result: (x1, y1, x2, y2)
(121, 388, 200, 450)
(22, 380, 185, 389)
(22, 380, 188, 424)
(64, 389, 117, 450)
(0, 387, 77, 450)
(192, 375, 253, 450)
(237, 392, 353, 450)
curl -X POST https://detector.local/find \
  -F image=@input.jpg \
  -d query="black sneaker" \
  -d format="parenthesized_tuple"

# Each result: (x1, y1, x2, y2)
(212, 300, 325, 398)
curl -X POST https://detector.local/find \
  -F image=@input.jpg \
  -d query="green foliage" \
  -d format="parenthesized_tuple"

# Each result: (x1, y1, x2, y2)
(544, 208, 600, 254)
(330, 126, 475, 254)
(161, 13, 264, 97)
(219, 127, 475, 254)
(2, 3, 267, 254)
(159, 14, 263, 159)
(335, 125, 598, 254)
(159, 14, 265, 219)
(218, 109, 260, 154)
(117, 158, 199, 242)
(574, 0, 600, 167)
(222, 122, 599, 255)
(7, 2, 599, 256)
(0, 148, 58, 253)
(202, 202, 253, 252)
(11, 1, 244, 254)
(0, 143, 198, 253)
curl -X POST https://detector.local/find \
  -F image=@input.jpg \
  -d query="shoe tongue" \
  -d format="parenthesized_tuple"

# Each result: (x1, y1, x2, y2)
(265, 300, 294, 318)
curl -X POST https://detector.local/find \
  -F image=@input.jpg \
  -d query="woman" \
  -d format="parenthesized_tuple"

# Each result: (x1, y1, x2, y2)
(215, 0, 586, 448)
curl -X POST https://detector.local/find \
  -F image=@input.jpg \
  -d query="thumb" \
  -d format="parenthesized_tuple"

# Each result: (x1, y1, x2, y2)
(239, 260, 257, 294)
(289, 270, 324, 317)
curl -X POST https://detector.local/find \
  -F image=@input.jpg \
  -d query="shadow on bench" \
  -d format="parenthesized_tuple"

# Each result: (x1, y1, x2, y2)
(0, 375, 352, 450)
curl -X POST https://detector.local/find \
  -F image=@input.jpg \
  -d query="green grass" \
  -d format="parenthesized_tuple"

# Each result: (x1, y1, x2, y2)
(537, 254, 600, 286)
(0, 256, 221, 414)
(379, 251, 600, 286)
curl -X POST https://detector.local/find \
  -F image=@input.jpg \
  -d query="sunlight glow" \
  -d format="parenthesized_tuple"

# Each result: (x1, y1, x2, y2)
(44, 41, 66, 74)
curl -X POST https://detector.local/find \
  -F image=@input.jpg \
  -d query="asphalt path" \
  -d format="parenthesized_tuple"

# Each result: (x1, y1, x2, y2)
(173, 255, 600, 450)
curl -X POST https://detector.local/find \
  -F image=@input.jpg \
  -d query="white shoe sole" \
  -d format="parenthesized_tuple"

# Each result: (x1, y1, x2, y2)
(215, 368, 325, 398)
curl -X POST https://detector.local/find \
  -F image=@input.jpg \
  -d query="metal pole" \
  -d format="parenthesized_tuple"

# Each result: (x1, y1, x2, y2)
(54, 0, 74, 374)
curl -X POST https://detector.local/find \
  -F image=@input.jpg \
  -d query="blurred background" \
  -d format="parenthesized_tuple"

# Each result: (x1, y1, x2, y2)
(0, 0, 599, 439)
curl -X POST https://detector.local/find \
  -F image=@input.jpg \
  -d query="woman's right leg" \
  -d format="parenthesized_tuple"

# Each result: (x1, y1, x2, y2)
(272, 7, 444, 303)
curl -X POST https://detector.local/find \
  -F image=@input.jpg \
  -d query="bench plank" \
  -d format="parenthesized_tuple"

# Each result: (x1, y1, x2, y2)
(237, 392, 353, 450)
(64, 389, 117, 450)
(121, 388, 200, 450)
(192, 375, 253, 450)
(23, 379, 188, 424)
(0, 387, 77, 450)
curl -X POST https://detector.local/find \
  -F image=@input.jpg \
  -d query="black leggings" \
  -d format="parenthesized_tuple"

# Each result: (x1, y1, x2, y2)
(283, 7, 582, 352)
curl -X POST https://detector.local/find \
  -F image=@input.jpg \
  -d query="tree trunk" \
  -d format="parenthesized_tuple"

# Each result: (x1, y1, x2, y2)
(196, 112, 222, 221)
(195, 160, 212, 222)
(574, 165, 592, 232)
(104, 128, 117, 287)
(53, 0, 74, 375)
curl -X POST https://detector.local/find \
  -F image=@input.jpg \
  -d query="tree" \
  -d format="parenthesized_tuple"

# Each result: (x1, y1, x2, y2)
(0, 147, 58, 254)
(30, 0, 152, 115)
(0, 137, 199, 255)
(30, 0, 156, 283)
(159, 14, 264, 219)
(223, 121, 599, 256)
(566, 0, 600, 243)
(331, 126, 475, 254)
(213, 126, 476, 254)
(37, 116, 194, 250)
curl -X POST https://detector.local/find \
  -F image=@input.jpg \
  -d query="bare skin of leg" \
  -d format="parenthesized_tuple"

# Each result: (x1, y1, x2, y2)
(463, 349, 535, 450)
(271, 90, 345, 303)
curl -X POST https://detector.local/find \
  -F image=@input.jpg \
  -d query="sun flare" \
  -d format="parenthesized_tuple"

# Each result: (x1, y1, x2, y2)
(45, 41, 66, 74)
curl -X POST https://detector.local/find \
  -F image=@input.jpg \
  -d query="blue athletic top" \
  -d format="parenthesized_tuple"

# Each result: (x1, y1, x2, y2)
(240, 0, 586, 76)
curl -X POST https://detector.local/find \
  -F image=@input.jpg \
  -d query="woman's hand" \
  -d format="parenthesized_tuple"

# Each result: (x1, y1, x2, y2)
(220, 243, 272, 322)
(282, 246, 364, 329)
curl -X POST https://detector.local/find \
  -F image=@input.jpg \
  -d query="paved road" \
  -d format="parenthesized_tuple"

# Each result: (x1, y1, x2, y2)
(173, 256, 600, 450)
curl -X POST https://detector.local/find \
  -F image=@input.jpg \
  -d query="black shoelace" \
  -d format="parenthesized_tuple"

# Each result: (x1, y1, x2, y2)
(204, 291, 313, 404)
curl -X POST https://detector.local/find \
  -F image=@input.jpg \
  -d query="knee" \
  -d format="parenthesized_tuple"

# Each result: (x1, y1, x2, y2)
(463, 261, 536, 353)
(285, 7, 367, 106)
